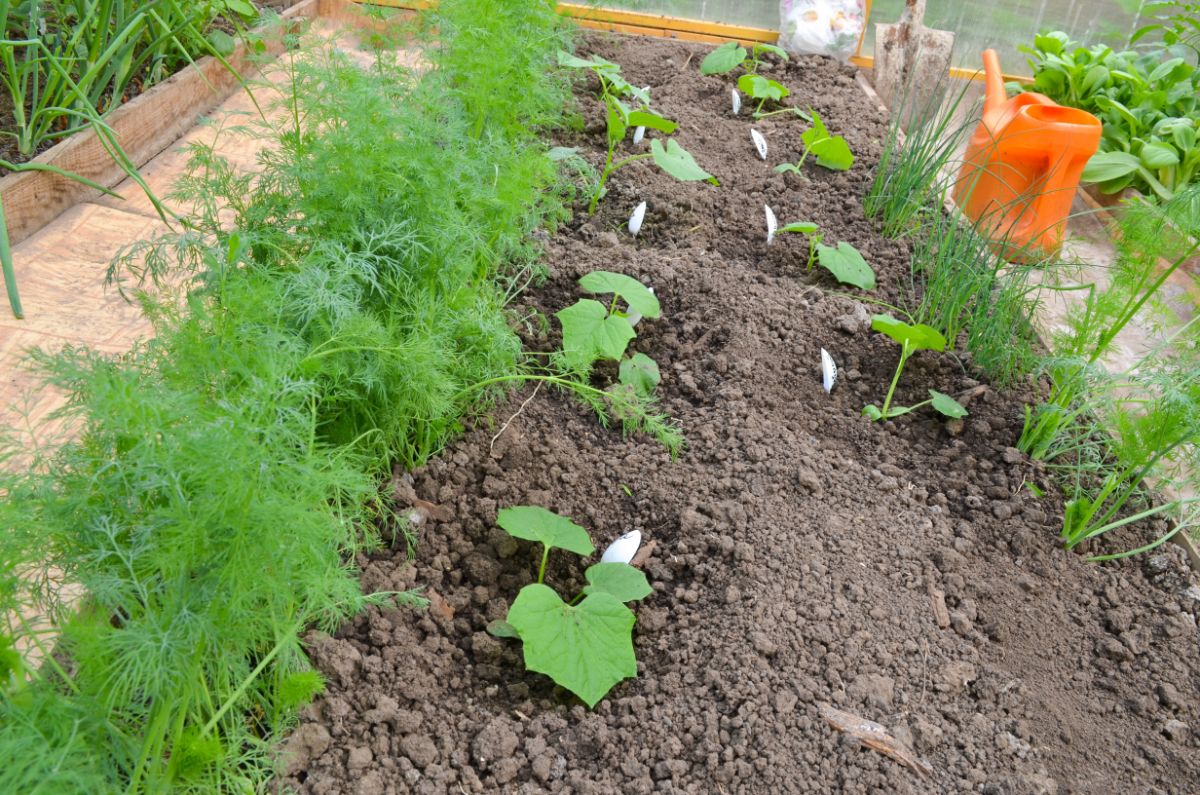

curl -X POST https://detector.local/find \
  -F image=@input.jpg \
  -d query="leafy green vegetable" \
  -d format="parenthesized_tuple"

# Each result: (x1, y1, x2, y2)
(816, 241, 875, 289)
(1016, 30, 1200, 200)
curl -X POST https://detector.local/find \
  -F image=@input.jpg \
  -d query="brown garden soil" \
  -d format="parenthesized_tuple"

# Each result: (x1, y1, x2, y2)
(280, 33, 1200, 795)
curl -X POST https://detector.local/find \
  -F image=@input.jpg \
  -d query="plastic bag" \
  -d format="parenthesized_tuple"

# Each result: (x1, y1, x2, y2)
(778, 0, 865, 62)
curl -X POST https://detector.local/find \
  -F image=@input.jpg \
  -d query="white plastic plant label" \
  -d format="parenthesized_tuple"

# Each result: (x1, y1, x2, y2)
(628, 201, 647, 236)
(778, 0, 865, 62)
(751, 128, 768, 160)
(820, 347, 837, 393)
(765, 204, 778, 245)
(601, 530, 642, 564)
(626, 287, 653, 327)
(732, 88, 742, 115)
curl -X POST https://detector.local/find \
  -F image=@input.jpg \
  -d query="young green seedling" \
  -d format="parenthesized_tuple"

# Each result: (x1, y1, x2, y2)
(557, 51, 650, 105)
(774, 109, 855, 175)
(815, 241, 875, 289)
(557, 270, 661, 372)
(492, 506, 653, 707)
(700, 41, 789, 77)
(863, 314, 968, 421)
(776, 220, 821, 267)
(558, 51, 716, 213)
(699, 41, 802, 118)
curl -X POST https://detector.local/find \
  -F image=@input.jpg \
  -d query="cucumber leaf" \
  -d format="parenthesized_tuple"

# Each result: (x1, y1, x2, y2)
(496, 506, 594, 556)
(507, 585, 637, 708)
(700, 42, 746, 75)
(816, 242, 875, 290)
(650, 139, 718, 185)
(557, 299, 637, 369)
(583, 563, 652, 603)
(579, 271, 661, 318)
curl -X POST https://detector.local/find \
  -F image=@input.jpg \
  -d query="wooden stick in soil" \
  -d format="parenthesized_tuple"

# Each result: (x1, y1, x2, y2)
(818, 702, 933, 778)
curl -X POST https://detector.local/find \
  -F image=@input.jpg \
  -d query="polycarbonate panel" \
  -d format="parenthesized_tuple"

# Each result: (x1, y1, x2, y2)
(591, 1, 1152, 72)
(864, 0, 1151, 71)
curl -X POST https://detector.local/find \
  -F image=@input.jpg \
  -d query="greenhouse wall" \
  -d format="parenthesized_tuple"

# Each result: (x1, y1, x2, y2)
(589, 0, 1154, 72)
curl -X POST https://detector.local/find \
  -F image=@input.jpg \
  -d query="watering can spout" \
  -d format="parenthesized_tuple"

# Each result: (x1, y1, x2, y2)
(982, 49, 1005, 114)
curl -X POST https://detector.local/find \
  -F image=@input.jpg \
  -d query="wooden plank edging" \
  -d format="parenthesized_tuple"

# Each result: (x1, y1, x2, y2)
(0, 0, 321, 246)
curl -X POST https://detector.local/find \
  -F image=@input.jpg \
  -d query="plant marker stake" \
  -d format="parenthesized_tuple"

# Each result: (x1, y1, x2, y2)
(601, 530, 642, 564)
(627, 287, 653, 327)
(751, 128, 768, 160)
(821, 348, 837, 393)
(765, 204, 777, 245)
(633, 126, 646, 144)
(732, 88, 741, 115)
(628, 201, 647, 237)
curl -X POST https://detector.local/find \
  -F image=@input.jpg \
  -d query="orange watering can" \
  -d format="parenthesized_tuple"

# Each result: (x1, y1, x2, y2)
(953, 49, 1101, 260)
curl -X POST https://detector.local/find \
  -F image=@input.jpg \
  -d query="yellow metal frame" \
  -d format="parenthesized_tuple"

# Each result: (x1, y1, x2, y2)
(361, 0, 1029, 82)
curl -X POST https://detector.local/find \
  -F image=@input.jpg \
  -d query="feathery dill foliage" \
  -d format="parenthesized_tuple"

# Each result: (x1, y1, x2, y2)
(1019, 185, 1200, 556)
(0, 1, 575, 791)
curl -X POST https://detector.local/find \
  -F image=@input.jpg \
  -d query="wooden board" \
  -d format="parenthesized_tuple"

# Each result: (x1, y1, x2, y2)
(0, 0, 320, 246)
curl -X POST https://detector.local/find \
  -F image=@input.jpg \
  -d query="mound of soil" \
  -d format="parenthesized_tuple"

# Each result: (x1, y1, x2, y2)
(281, 34, 1200, 794)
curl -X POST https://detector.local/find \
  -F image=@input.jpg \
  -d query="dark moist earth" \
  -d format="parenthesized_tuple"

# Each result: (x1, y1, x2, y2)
(281, 34, 1200, 795)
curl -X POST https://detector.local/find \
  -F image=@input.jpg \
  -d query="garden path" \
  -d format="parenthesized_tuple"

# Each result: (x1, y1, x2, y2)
(0, 17, 364, 467)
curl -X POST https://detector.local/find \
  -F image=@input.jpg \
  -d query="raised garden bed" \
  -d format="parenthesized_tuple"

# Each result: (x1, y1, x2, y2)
(281, 32, 1200, 794)
(0, 0, 319, 247)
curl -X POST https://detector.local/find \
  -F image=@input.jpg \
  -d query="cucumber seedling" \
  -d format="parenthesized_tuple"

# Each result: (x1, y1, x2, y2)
(863, 314, 968, 421)
(700, 41, 801, 118)
(774, 109, 855, 174)
(776, 219, 821, 267)
(815, 240, 874, 289)
(558, 51, 717, 212)
(490, 506, 652, 707)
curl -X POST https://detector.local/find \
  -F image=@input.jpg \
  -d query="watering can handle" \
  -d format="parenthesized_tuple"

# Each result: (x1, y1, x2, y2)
(983, 49, 1006, 113)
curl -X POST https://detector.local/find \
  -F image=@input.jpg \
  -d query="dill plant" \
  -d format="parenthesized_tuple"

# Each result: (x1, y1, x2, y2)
(1019, 186, 1200, 556)
(0, 1, 585, 790)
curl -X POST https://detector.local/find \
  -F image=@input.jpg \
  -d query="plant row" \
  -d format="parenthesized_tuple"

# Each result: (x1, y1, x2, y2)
(0, 1, 598, 790)
(867, 70, 1200, 559)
